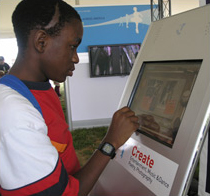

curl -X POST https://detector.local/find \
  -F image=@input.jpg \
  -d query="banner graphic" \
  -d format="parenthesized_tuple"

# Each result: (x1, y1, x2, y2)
(75, 5, 151, 52)
(115, 137, 179, 196)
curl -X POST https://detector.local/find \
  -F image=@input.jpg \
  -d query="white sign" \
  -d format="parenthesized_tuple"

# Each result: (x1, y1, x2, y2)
(115, 138, 179, 196)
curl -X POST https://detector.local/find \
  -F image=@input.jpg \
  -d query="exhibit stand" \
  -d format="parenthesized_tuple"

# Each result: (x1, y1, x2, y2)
(90, 4, 210, 196)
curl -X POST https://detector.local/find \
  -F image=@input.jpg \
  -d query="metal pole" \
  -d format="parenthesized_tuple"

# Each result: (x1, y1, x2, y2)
(150, 0, 154, 22)
(169, 0, 171, 16)
(158, 0, 163, 19)
(64, 78, 73, 131)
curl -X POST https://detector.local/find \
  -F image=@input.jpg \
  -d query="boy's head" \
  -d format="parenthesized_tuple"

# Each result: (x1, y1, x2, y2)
(11, 0, 83, 82)
(12, 0, 81, 52)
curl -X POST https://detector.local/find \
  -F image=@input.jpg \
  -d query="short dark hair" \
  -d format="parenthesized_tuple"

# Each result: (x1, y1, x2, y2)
(12, 0, 81, 51)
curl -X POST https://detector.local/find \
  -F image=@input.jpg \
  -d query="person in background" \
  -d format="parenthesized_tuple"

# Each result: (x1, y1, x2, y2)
(0, 56, 10, 76)
(0, 0, 139, 196)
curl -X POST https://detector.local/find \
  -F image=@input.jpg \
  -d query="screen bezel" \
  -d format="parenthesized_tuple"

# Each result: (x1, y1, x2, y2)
(127, 60, 202, 148)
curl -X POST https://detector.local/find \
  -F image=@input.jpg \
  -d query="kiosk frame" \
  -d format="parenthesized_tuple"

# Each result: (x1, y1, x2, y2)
(90, 5, 210, 196)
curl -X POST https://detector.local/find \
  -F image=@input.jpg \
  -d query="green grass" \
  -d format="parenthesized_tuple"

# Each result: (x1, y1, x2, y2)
(71, 127, 107, 166)
(72, 127, 107, 149)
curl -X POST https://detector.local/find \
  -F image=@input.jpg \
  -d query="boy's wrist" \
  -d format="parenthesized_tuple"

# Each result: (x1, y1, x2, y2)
(98, 142, 116, 159)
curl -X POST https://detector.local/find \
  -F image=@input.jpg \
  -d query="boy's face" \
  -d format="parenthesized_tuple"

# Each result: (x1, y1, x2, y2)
(38, 19, 83, 82)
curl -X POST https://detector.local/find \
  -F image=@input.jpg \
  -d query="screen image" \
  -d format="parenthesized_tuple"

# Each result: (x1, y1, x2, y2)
(128, 60, 201, 148)
(88, 43, 141, 77)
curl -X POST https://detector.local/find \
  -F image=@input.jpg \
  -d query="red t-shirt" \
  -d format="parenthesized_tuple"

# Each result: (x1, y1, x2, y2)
(0, 80, 80, 196)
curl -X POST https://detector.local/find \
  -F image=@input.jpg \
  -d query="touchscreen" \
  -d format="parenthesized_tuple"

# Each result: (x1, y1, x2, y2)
(128, 60, 201, 147)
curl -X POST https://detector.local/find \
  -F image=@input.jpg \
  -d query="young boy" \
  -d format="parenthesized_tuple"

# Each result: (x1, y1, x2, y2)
(0, 0, 139, 195)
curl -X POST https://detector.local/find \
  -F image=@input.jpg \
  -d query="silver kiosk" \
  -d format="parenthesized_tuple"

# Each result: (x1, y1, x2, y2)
(90, 5, 210, 196)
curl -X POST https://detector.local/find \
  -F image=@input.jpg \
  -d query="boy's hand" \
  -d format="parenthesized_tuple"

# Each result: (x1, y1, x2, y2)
(103, 106, 139, 149)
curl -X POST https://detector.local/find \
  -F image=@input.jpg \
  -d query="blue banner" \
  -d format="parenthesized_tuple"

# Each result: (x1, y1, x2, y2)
(75, 5, 151, 52)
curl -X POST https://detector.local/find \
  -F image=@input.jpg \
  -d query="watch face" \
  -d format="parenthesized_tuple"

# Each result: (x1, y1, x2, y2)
(103, 143, 113, 154)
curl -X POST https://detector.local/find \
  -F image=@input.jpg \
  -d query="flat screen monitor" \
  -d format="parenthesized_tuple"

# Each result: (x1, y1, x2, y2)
(128, 60, 201, 148)
(88, 43, 141, 77)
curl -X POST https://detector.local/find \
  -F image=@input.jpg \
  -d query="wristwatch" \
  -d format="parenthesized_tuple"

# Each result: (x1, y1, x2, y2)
(98, 142, 116, 159)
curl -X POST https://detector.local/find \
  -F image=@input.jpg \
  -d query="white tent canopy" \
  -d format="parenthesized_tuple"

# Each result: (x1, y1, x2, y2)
(0, 0, 201, 39)
(0, 1, 21, 38)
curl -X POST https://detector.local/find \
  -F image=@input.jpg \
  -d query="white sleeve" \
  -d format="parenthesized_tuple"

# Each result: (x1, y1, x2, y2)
(0, 85, 59, 190)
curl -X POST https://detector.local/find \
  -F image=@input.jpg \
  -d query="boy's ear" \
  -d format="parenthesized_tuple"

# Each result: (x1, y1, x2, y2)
(34, 30, 48, 53)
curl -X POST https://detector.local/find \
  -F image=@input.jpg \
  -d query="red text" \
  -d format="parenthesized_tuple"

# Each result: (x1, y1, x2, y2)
(132, 146, 154, 168)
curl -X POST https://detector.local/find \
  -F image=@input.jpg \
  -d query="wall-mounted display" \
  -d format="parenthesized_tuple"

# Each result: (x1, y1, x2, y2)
(88, 43, 141, 77)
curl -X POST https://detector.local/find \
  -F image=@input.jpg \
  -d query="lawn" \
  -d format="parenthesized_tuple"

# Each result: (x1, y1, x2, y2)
(71, 127, 107, 166)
